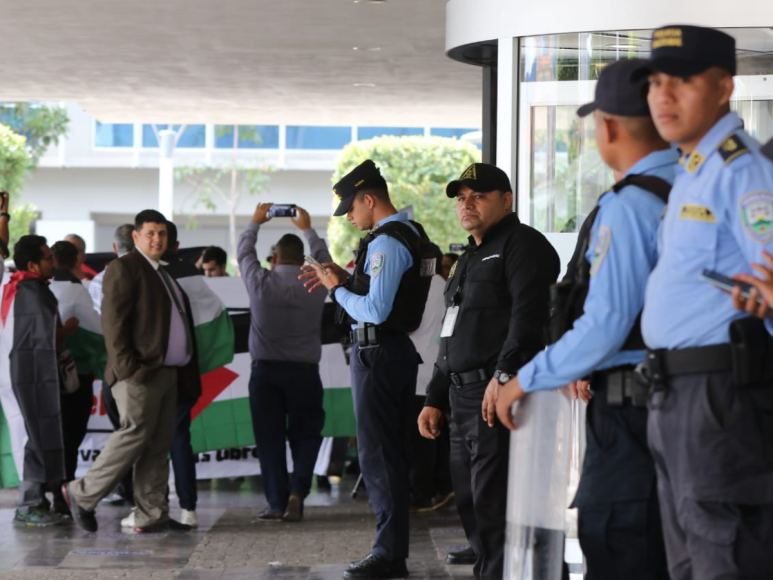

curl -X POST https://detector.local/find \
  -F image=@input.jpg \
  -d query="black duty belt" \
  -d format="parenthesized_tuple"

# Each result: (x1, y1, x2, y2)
(643, 344, 733, 382)
(595, 367, 647, 407)
(449, 368, 493, 390)
(252, 359, 319, 371)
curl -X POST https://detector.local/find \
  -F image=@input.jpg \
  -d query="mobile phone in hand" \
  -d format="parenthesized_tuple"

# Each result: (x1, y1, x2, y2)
(269, 204, 297, 217)
(449, 243, 464, 252)
(700, 269, 763, 304)
(304, 254, 328, 275)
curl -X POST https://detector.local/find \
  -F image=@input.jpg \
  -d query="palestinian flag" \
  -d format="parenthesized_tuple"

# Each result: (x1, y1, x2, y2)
(50, 271, 107, 379)
(0, 271, 66, 488)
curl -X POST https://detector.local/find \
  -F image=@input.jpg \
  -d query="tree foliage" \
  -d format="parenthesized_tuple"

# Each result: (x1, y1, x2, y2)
(0, 124, 34, 245)
(328, 136, 481, 264)
(175, 160, 273, 269)
(1, 103, 70, 167)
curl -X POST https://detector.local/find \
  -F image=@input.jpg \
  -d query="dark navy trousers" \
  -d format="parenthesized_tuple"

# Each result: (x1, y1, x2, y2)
(351, 334, 418, 560)
(248, 362, 325, 513)
(171, 394, 198, 511)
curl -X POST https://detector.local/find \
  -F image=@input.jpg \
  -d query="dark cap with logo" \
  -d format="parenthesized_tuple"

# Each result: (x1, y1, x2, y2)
(636, 25, 736, 79)
(446, 163, 512, 198)
(577, 59, 650, 118)
(332, 159, 388, 216)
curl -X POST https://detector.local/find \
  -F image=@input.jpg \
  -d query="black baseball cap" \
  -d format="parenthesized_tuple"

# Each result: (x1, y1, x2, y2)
(762, 138, 773, 163)
(635, 25, 736, 79)
(332, 159, 388, 216)
(446, 163, 512, 198)
(577, 59, 650, 118)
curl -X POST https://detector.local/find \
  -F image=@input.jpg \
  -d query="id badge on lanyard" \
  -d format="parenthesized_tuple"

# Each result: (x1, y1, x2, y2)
(440, 269, 465, 338)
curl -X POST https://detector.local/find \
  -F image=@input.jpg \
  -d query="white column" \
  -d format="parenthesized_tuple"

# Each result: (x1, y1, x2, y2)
(158, 129, 176, 218)
(496, 37, 519, 208)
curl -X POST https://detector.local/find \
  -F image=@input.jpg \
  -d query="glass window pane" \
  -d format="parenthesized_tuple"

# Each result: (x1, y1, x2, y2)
(176, 125, 206, 148)
(95, 122, 134, 148)
(286, 126, 351, 150)
(215, 125, 280, 149)
(358, 127, 423, 140)
(142, 124, 166, 147)
(430, 128, 477, 139)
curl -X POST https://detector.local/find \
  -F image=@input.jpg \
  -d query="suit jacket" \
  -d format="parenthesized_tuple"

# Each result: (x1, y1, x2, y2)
(101, 249, 202, 398)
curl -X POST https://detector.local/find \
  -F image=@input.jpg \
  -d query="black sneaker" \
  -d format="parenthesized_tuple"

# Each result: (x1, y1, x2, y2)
(254, 508, 284, 522)
(61, 483, 98, 532)
(13, 507, 64, 527)
(283, 493, 304, 522)
(344, 553, 408, 579)
(445, 546, 476, 565)
(134, 518, 192, 533)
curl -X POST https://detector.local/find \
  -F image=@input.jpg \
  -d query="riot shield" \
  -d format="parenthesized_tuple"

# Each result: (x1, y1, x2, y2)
(503, 388, 585, 580)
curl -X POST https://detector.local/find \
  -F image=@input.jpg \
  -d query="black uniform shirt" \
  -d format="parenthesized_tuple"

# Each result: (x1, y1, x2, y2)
(425, 212, 560, 409)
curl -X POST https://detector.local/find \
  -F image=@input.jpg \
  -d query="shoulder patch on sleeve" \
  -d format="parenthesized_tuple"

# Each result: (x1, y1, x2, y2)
(740, 191, 773, 244)
(718, 134, 750, 165)
(370, 253, 386, 278)
(590, 226, 611, 276)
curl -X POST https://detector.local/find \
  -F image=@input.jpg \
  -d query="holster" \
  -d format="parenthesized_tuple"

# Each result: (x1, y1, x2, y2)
(729, 317, 773, 390)
(353, 322, 381, 350)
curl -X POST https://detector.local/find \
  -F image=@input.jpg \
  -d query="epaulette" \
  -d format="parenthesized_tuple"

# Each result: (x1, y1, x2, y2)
(717, 134, 750, 165)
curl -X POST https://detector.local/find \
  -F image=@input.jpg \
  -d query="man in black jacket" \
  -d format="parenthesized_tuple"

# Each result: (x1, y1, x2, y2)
(418, 163, 560, 580)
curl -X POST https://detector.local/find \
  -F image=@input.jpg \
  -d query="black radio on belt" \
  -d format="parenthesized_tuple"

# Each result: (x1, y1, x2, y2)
(355, 322, 381, 350)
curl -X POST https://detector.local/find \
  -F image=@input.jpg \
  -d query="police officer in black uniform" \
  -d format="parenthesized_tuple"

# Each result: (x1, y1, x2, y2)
(301, 160, 432, 580)
(418, 164, 560, 580)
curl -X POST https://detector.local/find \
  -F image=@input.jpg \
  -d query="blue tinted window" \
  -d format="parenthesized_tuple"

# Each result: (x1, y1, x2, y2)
(95, 122, 134, 147)
(215, 125, 280, 149)
(286, 126, 351, 150)
(142, 124, 205, 148)
(358, 127, 424, 140)
(430, 128, 478, 139)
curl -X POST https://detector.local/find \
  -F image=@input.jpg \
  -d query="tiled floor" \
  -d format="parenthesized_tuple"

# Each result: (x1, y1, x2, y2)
(0, 477, 476, 580)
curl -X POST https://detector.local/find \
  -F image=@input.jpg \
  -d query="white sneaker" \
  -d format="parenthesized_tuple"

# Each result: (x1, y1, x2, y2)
(180, 509, 198, 527)
(120, 508, 135, 528)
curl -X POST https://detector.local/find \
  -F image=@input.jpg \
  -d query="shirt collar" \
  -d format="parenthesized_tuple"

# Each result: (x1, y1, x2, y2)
(467, 212, 520, 248)
(375, 212, 408, 229)
(624, 148, 680, 178)
(680, 111, 743, 176)
(274, 264, 301, 274)
(135, 247, 168, 270)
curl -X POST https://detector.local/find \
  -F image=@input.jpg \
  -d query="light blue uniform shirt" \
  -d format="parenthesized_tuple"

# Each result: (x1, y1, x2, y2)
(642, 112, 773, 349)
(519, 148, 678, 393)
(335, 212, 415, 326)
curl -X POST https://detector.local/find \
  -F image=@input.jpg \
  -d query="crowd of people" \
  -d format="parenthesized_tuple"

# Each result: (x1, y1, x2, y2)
(0, 22, 772, 580)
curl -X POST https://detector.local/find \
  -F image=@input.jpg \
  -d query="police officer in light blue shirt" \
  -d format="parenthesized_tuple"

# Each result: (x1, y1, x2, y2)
(495, 58, 675, 580)
(301, 160, 431, 580)
(635, 26, 773, 579)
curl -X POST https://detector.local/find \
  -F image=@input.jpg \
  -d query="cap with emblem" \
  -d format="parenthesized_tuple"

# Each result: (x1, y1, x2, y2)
(446, 163, 512, 198)
(577, 59, 650, 118)
(332, 159, 388, 217)
(635, 25, 736, 79)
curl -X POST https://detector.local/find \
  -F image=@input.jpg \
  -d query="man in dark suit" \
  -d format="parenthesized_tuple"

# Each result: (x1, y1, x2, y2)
(63, 209, 201, 534)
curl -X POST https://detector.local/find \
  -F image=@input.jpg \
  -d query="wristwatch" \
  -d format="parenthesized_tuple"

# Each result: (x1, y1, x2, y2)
(0, 212, 10, 222)
(494, 370, 512, 385)
(328, 283, 347, 301)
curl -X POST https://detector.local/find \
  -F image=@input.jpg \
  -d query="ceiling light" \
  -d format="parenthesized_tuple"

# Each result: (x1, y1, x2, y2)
(353, 0, 386, 3)
(353, 46, 382, 51)
(353, 83, 377, 87)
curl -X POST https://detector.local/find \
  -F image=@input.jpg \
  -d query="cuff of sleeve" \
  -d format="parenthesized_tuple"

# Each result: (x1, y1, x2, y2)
(425, 371, 450, 410)
(515, 361, 537, 393)
(496, 358, 521, 376)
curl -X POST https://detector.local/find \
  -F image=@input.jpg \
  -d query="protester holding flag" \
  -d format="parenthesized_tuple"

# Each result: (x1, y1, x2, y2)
(238, 203, 330, 523)
(49, 240, 106, 515)
(63, 210, 201, 534)
(0, 235, 79, 526)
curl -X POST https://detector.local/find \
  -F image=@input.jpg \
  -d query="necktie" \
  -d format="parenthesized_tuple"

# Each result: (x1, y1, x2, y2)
(158, 266, 193, 356)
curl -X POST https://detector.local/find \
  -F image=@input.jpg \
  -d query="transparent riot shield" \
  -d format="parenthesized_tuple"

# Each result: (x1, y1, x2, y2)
(503, 388, 585, 580)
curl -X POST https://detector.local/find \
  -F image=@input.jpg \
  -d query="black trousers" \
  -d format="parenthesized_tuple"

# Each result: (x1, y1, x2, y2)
(449, 380, 509, 580)
(171, 394, 198, 511)
(648, 371, 773, 580)
(351, 334, 418, 560)
(248, 363, 325, 513)
(101, 381, 134, 500)
(572, 373, 668, 580)
(409, 395, 452, 506)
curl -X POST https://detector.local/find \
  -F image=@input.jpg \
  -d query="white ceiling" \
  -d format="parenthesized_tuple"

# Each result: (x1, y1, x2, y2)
(0, 0, 482, 126)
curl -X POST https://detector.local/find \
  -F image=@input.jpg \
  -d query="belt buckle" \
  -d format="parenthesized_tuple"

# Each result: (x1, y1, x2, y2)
(450, 373, 462, 390)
